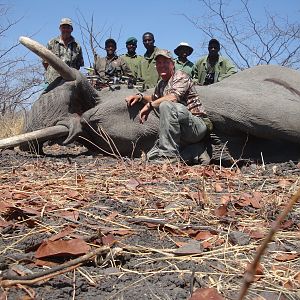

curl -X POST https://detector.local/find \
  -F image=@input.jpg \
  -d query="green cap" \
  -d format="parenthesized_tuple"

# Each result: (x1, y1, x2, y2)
(126, 37, 137, 45)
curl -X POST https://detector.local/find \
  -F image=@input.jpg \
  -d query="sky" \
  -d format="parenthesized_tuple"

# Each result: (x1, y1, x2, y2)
(4, 0, 300, 69)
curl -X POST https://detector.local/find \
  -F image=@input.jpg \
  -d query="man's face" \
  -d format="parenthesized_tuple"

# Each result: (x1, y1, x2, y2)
(106, 43, 116, 56)
(155, 56, 174, 80)
(126, 43, 137, 55)
(208, 43, 220, 57)
(177, 47, 190, 59)
(143, 34, 154, 50)
(60, 25, 73, 39)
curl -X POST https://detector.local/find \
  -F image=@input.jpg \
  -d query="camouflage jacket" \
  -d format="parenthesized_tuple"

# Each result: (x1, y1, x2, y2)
(120, 53, 142, 79)
(174, 59, 194, 77)
(94, 54, 133, 81)
(44, 36, 84, 84)
(193, 55, 237, 85)
(137, 47, 160, 89)
(153, 70, 206, 117)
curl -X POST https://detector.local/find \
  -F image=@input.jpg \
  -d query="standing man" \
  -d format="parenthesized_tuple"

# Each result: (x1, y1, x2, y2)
(126, 49, 212, 165)
(120, 37, 142, 80)
(173, 42, 194, 77)
(94, 38, 132, 82)
(193, 38, 237, 85)
(43, 18, 84, 85)
(137, 32, 160, 89)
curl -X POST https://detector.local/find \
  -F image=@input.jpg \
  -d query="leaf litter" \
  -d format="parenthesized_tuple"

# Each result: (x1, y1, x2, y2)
(0, 145, 299, 300)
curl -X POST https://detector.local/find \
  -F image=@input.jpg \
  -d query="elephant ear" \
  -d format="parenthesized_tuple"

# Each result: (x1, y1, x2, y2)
(19, 36, 76, 81)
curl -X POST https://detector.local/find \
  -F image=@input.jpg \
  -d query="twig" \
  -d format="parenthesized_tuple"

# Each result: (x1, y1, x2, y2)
(0, 245, 110, 287)
(72, 269, 76, 300)
(238, 188, 300, 300)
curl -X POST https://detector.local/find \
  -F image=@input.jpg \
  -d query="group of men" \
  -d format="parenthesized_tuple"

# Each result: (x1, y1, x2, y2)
(43, 17, 238, 165)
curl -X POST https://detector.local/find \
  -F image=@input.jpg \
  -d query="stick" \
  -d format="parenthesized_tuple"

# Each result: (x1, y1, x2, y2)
(0, 245, 109, 287)
(238, 188, 300, 300)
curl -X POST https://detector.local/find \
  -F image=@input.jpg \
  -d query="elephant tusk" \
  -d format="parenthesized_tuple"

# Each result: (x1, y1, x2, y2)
(19, 36, 76, 81)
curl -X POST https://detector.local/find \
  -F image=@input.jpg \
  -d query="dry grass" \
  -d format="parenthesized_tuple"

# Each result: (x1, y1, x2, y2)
(0, 113, 24, 139)
(0, 146, 299, 299)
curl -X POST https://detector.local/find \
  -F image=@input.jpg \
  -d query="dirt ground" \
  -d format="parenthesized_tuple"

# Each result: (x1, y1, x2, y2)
(0, 145, 299, 300)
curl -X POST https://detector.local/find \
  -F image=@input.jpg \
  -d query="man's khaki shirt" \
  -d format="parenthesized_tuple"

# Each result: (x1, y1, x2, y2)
(193, 55, 237, 85)
(94, 54, 133, 81)
(44, 36, 84, 84)
(138, 47, 160, 89)
(120, 53, 142, 79)
(174, 59, 194, 77)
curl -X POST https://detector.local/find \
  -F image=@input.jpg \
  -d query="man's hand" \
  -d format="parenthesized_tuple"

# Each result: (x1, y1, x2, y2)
(139, 102, 152, 124)
(125, 94, 141, 107)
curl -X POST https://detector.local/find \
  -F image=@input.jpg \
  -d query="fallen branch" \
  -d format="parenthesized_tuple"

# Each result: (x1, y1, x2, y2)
(238, 188, 300, 300)
(0, 245, 110, 287)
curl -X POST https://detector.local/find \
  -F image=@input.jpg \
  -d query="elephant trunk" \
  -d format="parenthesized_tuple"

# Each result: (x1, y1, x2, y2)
(19, 36, 76, 81)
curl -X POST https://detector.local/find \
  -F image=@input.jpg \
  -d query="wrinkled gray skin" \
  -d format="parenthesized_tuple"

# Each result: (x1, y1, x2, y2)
(14, 37, 300, 162)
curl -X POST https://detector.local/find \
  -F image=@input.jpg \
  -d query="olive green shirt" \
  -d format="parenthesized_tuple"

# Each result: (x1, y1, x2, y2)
(174, 59, 194, 77)
(137, 46, 160, 89)
(120, 53, 142, 79)
(193, 55, 237, 85)
(93, 54, 133, 81)
(44, 36, 84, 84)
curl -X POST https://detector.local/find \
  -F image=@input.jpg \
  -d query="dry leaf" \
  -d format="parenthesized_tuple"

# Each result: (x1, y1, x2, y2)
(0, 201, 13, 212)
(201, 240, 213, 249)
(102, 234, 116, 246)
(0, 219, 13, 228)
(189, 288, 225, 300)
(106, 211, 118, 221)
(249, 230, 265, 239)
(12, 192, 29, 200)
(59, 210, 79, 221)
(65, 190, 82, 200)
(275, 253, 299, 262)
(126, 178, 140, 189)
(214, 204, 227, 217)
(220, 194, 231, 205)
(250, 192, 262, 208)
(195, 231, 215, 240)
(35, 239, 90, 258)
(49, 226, 75, 241)
(214, 183, 223, 192)
(281, 220, 294, 229)
(278, 179, 291, 188)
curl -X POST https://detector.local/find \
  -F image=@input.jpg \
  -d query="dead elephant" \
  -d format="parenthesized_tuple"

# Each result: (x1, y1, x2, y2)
(0, 36, 300, 164)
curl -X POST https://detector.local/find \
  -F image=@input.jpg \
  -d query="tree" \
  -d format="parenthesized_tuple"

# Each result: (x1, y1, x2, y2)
(183, 0, 300, 70)
(0, 4, 43, 116)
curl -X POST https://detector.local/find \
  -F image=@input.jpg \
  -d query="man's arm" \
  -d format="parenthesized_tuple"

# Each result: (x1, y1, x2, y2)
(218, 58, 237, 81)
(76, 45, 84, 70)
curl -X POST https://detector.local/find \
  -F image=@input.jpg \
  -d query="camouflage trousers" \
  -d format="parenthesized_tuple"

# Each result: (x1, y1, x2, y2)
(147, 101, 208, 163)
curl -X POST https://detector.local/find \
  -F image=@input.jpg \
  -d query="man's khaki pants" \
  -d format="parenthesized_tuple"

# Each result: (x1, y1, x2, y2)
(147, 101, 208, 163)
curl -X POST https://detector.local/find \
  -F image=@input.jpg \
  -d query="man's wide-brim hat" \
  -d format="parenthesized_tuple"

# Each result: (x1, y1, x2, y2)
(60, 18, 73, 27)
(174, 42, 193, 56)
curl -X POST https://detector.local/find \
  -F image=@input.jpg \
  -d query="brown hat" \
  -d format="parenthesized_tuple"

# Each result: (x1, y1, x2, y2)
(60, 18, 73, 27)
(154, 49, 173, 60)
(174, 42, 193, 56)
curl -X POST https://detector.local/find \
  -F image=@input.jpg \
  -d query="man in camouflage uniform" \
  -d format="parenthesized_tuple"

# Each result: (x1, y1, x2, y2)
(94, 38, 132, 83)
(43, 18, 84, 84)
(120, 37, 142, 79)
(193, 38, 237, 85)
(126, 49, 212, 165)
(137, 32, 160, 89)
(173, 42, 194, 77)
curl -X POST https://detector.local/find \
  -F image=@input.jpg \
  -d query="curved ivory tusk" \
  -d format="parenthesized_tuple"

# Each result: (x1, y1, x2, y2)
(19, 36, 76, 81)
(0, 125, 69, 150)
